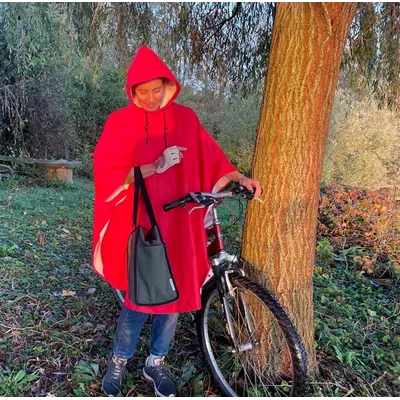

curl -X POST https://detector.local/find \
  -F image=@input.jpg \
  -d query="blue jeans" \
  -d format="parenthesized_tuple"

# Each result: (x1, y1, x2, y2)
(113, 305, 179, 359)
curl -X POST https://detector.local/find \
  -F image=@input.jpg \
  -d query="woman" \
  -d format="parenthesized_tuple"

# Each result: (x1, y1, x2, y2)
(93, 46, 261, 397)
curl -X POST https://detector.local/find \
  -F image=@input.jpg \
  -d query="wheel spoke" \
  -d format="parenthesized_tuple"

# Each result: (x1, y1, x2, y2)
(199, 276, 307, 396)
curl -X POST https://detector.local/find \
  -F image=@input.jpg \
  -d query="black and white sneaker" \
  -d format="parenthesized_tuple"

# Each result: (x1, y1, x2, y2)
(142, 356, 176, 397)
(102, 355, 127, 397)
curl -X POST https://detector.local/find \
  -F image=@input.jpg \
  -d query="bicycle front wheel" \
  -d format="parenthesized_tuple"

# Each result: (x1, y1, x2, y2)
(196, 274, 308, 397)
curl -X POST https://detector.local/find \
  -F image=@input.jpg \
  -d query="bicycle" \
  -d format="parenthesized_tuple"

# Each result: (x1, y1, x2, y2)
(113, 185, 309, 396)
(0, 164, 13, 181)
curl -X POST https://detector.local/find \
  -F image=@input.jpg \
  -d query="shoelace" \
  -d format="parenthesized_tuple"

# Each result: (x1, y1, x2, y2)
(111, 359, 126, 380)
(152, 363, 169, 383)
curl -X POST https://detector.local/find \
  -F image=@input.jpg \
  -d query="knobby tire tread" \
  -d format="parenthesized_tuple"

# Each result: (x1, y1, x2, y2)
(197, 273, 309, 397)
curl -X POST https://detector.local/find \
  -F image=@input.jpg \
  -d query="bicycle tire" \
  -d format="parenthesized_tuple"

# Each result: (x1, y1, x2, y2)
(196, 273, 309, 397)
(112, 288, 125, 308)
(0, 164, 13, 178)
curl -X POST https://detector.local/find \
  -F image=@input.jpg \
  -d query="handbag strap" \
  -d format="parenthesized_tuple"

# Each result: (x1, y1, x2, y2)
(132, 167, 141, 227)
(132, 166, 157, 227)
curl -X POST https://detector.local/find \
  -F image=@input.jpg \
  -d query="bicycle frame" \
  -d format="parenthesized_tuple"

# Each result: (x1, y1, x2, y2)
(206, 205, 237, 263)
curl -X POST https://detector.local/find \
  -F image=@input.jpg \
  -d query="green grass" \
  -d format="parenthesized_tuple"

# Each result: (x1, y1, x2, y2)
(312, 239, 399, 396)
(0, 177, 398, 396)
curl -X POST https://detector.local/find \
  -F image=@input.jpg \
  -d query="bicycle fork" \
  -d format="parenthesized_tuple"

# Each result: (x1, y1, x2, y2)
(222, 271, 259, 353)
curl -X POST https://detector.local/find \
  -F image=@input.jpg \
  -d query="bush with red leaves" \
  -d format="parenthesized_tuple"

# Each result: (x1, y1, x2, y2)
(317, 184, 400, 277)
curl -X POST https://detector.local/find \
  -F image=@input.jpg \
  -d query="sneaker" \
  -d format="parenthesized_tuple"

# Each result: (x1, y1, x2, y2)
(102, 355, 127, 397)
(142, 356, 176, 397)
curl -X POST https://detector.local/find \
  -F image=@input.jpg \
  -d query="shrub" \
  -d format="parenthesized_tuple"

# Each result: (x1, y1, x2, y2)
(323, 89, 400, 188)
(317, 184, 400, 277)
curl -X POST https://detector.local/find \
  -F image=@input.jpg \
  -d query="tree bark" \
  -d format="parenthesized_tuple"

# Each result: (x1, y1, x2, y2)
(241, 3, 357, 374)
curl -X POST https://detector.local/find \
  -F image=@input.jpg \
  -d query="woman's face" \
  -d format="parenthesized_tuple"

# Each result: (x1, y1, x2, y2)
(133, 78, 166, 112)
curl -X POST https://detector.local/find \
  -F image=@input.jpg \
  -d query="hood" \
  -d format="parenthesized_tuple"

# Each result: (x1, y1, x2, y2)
(126, 46, 181, 110)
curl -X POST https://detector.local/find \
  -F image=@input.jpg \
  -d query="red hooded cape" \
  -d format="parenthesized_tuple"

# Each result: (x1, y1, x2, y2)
(93, 46, 236, 313)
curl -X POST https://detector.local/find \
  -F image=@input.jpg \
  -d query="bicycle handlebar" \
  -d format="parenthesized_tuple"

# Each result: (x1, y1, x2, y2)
(163, 185, 255, 212)
(163, 194, 193, 211)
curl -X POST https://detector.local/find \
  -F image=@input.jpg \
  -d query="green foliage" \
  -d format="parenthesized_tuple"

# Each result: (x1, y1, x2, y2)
(0, 3, 128, 177)
(315, 238, 335, 268)
(314, 183, 400, 395)
(313, 252, 399, 396)
(0, 368, 38, 396)
(179, 88, 261, 174)
(219, 93, 260, 174)
(65, 67, 128, 176)
(344, 3, 400, 109)
(70, 360, 100, 396)
(1, 2, 265, 178)
(0, 2, 271, 173)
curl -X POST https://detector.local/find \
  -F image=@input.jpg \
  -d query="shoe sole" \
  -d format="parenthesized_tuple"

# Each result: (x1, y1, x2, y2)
(142, 368, 176, 397)
(101, 377, 120, 397)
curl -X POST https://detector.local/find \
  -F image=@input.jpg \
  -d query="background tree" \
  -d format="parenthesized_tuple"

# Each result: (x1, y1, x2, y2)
(241, 3, 357, 373)
(0, 2, 273, 173)
(2, 2, 399, 175)
(343, 2, 400, 109)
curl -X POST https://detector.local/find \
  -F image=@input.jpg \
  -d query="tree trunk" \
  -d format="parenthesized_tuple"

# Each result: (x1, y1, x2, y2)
(241, 3, 357, 374)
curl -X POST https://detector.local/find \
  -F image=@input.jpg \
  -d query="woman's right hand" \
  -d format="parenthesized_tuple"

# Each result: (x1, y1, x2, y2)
(123, 145, 186, 185)
(156, 146, 186, 174)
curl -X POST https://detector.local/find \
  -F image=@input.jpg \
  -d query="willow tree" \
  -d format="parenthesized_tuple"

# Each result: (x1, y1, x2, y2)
(344, 2, 400, 109)
(241, 3, 357, 373)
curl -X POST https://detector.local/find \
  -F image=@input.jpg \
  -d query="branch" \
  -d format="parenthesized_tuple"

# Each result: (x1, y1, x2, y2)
(204, 3, 243, 45)
(349, 5, 394, 52)
(90, 2, 104, 28)
(207, 2, 242, 32)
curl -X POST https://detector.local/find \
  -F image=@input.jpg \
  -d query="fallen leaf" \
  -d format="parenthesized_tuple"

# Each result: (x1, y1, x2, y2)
(36, 231, 44, 246)
(87, 287, 96, 295)
(62, 290, 76, 297)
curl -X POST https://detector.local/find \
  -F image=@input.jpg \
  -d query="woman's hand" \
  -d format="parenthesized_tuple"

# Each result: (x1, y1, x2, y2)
(225, 171, 262, 200)
(238, 176, 262, 199)
(123, 145, 187, 185)
(156, 146, 186, 173)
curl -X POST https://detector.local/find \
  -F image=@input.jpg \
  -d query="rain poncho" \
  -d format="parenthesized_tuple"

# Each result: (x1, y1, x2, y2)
(93, 46, 236, 313)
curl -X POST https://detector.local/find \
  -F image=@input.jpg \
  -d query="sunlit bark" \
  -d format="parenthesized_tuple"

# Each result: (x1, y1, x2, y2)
(241, 3, 357, 374)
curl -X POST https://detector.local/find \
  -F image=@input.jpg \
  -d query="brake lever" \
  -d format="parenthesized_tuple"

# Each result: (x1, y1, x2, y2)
(189, 204, 206, 215)
(237, 186, 263, 203)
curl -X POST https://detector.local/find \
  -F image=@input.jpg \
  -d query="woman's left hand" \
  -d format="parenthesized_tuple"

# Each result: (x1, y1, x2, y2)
(238, 176, 262, 199)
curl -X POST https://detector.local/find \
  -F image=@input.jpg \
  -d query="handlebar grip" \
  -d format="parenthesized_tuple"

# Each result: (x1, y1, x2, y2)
(163, 194, 193, 211)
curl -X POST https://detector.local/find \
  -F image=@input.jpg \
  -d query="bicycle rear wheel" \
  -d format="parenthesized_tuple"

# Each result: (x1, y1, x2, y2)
(196, 274, 308, 397)
(0, 164, 13, 179)
(112, 288, 125, 307)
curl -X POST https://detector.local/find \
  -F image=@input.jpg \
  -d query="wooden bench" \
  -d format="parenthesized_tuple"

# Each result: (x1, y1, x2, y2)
(0, 156, 82, 183)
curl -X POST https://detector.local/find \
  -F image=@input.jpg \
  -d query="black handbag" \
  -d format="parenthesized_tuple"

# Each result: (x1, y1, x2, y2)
(127, 166, 179, 306)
